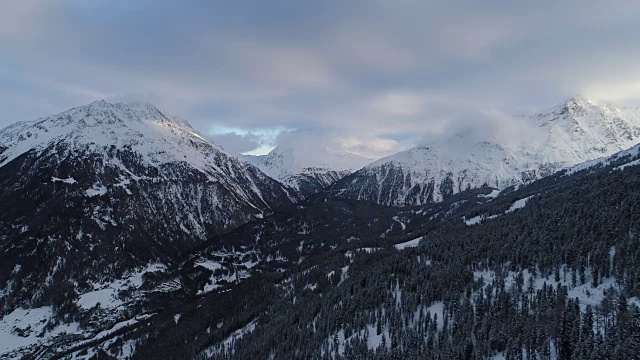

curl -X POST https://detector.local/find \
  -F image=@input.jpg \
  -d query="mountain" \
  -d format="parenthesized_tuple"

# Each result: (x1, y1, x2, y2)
(4, 107, 640, 358)
(251, 144, 374, 196)
(240, 153, 264, 166)
(0, 100, 297, 313)
(529, 96, 640, 162)
(85, 141, 640, 359)
(567, 138, 640, 174)
(326, 96, 640, 206)
(201, 147, 640, 360)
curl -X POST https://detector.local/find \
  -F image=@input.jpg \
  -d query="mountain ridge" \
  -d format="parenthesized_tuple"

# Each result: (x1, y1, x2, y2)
(251, 143, 374, 196)
(326, 97, 640, 205)
(3, 98, 640, 358)
(0, 100, 297, 313)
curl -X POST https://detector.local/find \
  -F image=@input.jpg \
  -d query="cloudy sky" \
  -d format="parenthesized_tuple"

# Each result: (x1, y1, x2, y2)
(2, 0, 640, 157)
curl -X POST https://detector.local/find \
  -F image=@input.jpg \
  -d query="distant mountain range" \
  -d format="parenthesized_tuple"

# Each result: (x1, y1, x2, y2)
(244, 144, 373, 196)
(2, 96, 640, 357)
(326, 96, 640, 205)
(130, 130, 640, 359)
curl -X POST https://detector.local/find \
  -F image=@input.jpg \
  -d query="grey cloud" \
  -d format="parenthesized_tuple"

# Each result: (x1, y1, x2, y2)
(274, 129, 407, 160)
(2, 0, 640, 156)
(208, 133, 263, 155)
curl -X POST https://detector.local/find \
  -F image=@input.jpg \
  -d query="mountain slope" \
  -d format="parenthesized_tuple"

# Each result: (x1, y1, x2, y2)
(0, 100, 297, 312)
(216, 158, 640, 360)
(7, 126, 640, 358)
(253, 144, 373, 196)
(327, 97, 640, 205)
(112, 139, 640, 359)
(528, 96, 640, 162)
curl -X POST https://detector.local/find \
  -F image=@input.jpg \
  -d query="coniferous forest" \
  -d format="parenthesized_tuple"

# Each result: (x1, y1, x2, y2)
(119, 152, 640, 360)
(7, 3, 640, 359)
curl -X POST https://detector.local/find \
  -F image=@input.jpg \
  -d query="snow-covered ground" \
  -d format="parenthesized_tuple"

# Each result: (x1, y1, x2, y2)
(194, 260, 223, 271)
(505, 195, 533, 213)
(567, 141, 640, 175)
(76, 263, 167, 310)
(463, 213, 500, 225)
(0, 262, 166, 358)
(51, 176, 77, 184)
(479, 189, 501, 199)
(463, 195, 534, 225)
(426, 301, 445, 330)
(85, 184, 108, 197)
(394, 237, 422, 250)
(195, 256, 257, 295)
(321, 324, 391, 357)
(615, 158, 640, 170)
(199, 319, 258, 357)
(64, 314, 154, 359)
(474, 262, 620, 312)
(381, 216, 409, 237)
(0, 306, 81, 356)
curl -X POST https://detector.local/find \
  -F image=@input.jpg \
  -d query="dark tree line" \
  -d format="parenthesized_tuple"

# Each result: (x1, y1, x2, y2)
(200, 164, 640, 359)
(105, 157, 640, 359)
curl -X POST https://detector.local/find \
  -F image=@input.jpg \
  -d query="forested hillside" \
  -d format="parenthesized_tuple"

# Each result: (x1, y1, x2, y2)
(124, 146, 640, 359)
(4, 127, 640, 359)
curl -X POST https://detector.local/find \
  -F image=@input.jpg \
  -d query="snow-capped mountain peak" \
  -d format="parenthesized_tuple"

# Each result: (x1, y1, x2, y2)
(529, 96, 640, 164)
(260, 144, 372, 176)
(253, 143, 374, 196)
(0, 100, 225, 170)
(0, 100, 296, 312)
(327, 97, 640, 206)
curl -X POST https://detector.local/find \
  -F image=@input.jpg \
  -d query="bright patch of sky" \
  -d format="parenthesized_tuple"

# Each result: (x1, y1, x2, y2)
(207, 125, 295, 155)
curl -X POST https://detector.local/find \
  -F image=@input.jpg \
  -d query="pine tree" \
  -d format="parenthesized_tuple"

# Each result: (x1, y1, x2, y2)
(592, 267, 599, 288)
(629, 307, 640, 359)
(575, 305, 594, 359)
(559, 312, 572, 360)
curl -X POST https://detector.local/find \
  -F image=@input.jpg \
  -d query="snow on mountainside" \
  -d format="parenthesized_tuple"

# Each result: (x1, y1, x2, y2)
(0, 100, 297, 312)
(3, 100, 218, 170)
(567, 140, 640, 174)
(527, 96, 640, 163)
(253, 144, 374, 196)
(327, 96, 640, 206)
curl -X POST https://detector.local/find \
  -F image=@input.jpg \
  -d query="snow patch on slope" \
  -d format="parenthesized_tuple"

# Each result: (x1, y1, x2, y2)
(463, 196, 534, 225)
(394, 237, 422, 250)
(85, 184, 107, 197)
(0, 306, 81, 356)
(76, 263, 167, 310)
(505, 195, 533, 213)
(51, 176, 77, 184)
(474, 263, 619, 311)
(567, 141, 640, 174)
(200, 319, 258, 357)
